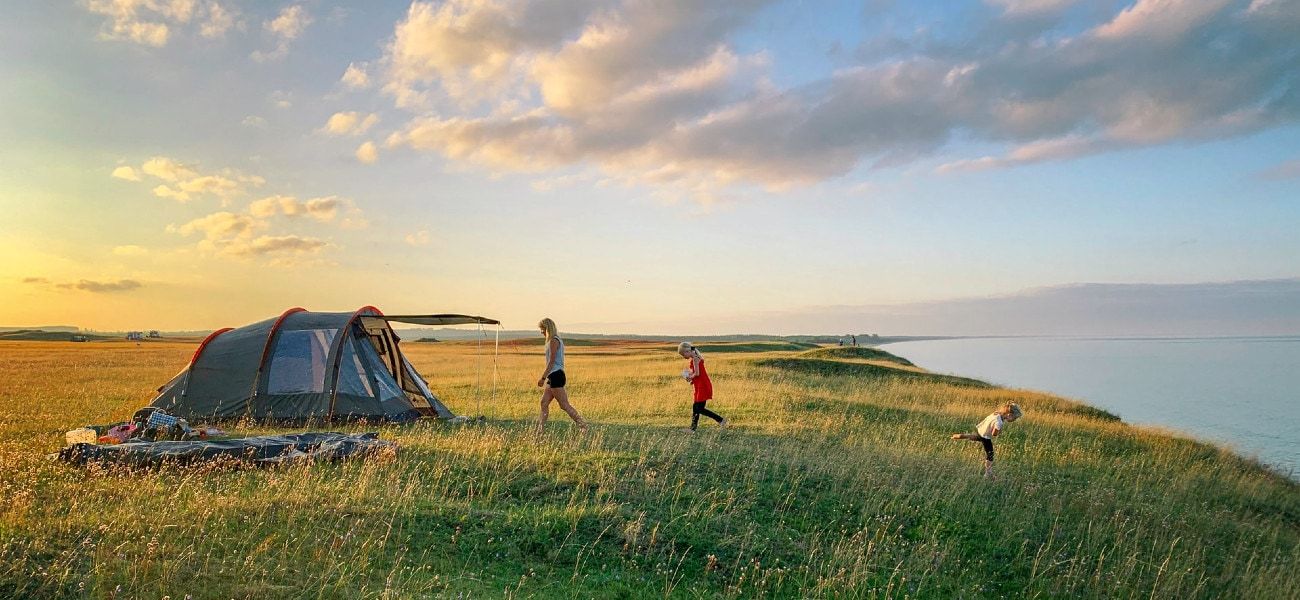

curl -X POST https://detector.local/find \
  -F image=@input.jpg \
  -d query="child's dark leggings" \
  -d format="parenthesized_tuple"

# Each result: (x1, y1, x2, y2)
(692, 401, 724, 430)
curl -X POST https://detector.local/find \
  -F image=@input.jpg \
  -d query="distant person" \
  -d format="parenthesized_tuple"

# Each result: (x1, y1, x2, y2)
(951, 403, 1023, 479)
(678, 342, 727, 432)
(536, 318, 587, 433)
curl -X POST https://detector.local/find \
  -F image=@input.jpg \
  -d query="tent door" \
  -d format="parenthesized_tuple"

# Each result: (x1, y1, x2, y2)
(359, 317, 401, 378)
(358, 316, 433, 413)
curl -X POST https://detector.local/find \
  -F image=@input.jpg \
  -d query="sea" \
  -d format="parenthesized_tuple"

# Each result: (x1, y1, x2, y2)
(880, 336, 1300, 479)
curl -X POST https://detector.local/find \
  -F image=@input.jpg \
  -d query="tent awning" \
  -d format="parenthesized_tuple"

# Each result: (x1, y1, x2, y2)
(383, 314, 501, 326)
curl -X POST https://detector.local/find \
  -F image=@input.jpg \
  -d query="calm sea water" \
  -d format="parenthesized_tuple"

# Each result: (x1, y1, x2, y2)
(881, 337, 1300, 478)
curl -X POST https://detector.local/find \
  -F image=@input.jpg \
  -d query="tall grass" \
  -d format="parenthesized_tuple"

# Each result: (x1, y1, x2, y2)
(0, 340, 1295, 598)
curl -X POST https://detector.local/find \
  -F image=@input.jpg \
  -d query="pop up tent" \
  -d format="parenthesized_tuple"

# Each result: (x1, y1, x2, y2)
(150, 306, 499, 423)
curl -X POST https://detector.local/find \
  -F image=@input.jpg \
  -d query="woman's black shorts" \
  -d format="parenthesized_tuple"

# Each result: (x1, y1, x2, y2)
(546, 369, 567, 389)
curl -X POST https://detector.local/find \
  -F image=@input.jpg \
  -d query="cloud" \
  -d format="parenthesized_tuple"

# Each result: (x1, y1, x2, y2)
(21, 276, 144, 293)
(985, 0, 1079, 17)
(355, 141, 379, 164)
(111, 166, 141, 181)
(84, 0, 236, 46)
(241, 115, 267, 128)
(405, 230, 430, 246)
(199, 2, 236, 38)
(266, 4, 309, 39)
(249, 195, 344, 221)
(168, 197, 355, 263)
(269, 91, 293, 109)
(362, 0, 1300, 200)
(170, 210, 327, 262)
(381, 0, 606, 108)
(252, 4, 311, 62)
(141, 156, 197, 181)
(124, 154, 360, 263)
(322, 111, 379, 136)
(174, 211, 263, 240)
(1257, 158, 1300, 180)
(66, 279, 144, 293)
(151, 175, 248, 203)
(112, 245, 148, 256)
(120, 156, 263, 203)
(220, 235, 329, 260)
(341, 62, 370, 89)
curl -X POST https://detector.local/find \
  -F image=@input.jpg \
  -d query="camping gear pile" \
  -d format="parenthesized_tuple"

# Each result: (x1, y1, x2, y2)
(63, 407, 224, 447)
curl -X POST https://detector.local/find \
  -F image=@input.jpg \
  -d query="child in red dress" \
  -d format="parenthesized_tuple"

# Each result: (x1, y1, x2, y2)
(677, 342, 727, 432)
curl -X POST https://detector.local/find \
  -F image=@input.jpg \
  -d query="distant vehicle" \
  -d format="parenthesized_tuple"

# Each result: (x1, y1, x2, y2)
(71, 335, 88, 342)
(126, 331, 144, 341)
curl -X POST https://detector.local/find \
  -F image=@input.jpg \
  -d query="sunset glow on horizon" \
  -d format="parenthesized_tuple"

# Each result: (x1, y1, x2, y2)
(2, 1, 1298, 335)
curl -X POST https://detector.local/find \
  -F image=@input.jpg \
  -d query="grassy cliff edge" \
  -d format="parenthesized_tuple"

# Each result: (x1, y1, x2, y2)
(0, 340, 1296, 598)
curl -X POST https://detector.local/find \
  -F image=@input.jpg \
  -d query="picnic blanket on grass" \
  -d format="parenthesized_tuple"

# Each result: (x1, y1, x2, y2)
(58, 432, 395, 467)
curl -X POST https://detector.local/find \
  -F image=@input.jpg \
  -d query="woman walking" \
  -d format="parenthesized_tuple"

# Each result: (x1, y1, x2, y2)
(678, 342, 727, 432)
(537, 318, 587, 433)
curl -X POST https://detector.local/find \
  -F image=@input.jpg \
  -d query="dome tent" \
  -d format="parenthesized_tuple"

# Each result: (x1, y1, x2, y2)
(150, 306, 499, 423)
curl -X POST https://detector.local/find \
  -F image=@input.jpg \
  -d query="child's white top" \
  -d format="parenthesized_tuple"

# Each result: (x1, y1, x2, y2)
(976, 413, 1004, 439)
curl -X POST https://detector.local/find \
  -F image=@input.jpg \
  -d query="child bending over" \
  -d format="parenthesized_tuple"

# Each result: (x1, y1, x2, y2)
(951, 403, 1023, 479)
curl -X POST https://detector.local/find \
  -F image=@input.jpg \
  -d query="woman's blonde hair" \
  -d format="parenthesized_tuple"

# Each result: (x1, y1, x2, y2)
(1001, 403, 1024, 419)
(538, 318, 558, 341)
(677, 341, 701, 359)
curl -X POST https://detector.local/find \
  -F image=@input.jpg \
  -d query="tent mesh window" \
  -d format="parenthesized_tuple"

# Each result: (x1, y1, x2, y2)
(336, 334, 375, 399)
(266, 329, 337, 394)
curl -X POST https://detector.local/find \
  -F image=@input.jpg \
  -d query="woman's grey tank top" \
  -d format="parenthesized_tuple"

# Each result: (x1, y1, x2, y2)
(545, 337, 565, 374)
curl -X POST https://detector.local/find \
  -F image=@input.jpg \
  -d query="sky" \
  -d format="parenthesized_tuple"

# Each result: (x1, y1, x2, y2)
(1, 0, 1298, 336)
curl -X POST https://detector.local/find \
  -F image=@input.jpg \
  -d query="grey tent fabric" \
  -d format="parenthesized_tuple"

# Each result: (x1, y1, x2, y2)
(58, 432, 395, 467)
(150, 307, 468, 423)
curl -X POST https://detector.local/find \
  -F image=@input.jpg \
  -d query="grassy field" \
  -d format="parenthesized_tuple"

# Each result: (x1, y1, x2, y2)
(0, 339, 1297, 599)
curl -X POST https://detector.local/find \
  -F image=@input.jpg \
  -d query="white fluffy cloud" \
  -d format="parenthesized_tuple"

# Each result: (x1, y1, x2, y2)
(249, 195, 344, 221)
(355, 141, 379, 164)
(115, 155, 360, 264)
(222, 235, 329, 259)
(405, 230, 430, 246)
(173, 211, 263, 240)
(341, 62, 371, 89)
(170, 209, 330, 263)
(141, 156, 197, 181)
(111, 166, 141, 181)
(359, 0, 1300, 201)
(119, 156, 262, 203)
(252, 4, 311, 62)
(84, 0, 236, 46)
(322, 111, 379, 136)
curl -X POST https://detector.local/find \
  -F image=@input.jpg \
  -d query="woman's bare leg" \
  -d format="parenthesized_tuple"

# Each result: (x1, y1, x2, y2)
(553, 388, 587, 431)
(538, 388, 554, 433)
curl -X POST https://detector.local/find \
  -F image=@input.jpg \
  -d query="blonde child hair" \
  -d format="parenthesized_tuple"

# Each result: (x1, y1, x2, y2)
(538, 318, 558, 341)
(1001, 403, 1024, 420)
